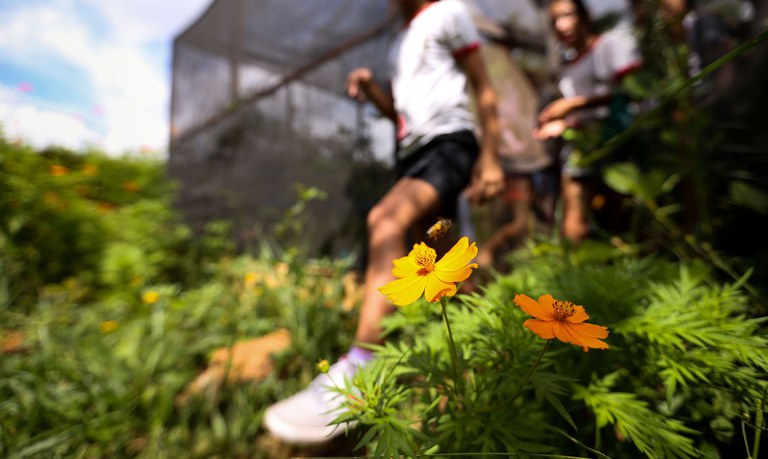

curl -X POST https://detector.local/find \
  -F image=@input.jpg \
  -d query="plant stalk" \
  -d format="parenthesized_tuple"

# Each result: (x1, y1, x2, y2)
(753, 384, 767, 459)
(440, 297, 461, 385)
(480, 340, 550, 414)
(509, 340, 550, 403)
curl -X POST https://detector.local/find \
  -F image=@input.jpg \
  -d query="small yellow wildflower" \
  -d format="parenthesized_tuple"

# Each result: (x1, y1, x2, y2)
(317, 359, 330, 373)
(379, 236, 478, 306)
(50, 165, 69, 176)
(142, 290, 159, 304)
(243, 271, 259, 288)
(82, 164, 99, 176)
(97, 201, 114, 214)
(276, 262, 290, 277)
(99, 320, 118, 334)
(123, 181, 140, 193)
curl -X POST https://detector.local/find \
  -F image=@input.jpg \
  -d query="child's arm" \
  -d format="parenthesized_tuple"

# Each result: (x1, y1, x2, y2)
(346, 68, 396, 122)
(459, 50, 504, 203)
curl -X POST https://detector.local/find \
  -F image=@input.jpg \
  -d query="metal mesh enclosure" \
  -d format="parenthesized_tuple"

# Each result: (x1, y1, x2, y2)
(168, 0, 548, 257)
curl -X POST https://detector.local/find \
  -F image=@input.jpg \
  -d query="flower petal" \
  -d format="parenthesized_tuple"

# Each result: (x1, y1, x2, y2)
(436, 237, 477, 270)
(434, 263, 478, 283)
(537, 294, 556, 316)
(523, 318, 556, 340)
(564, 323, 609, 350)
(570, 322, 609, 339)
(514, 294, 554, 320)
(392, 255, 420, 278)
(379, 275, 427, 306)
(566, 305, 589, 324)
(552, 320, 587, 349)
(424, 274, 457, 302)
(553, 321, 610, 351)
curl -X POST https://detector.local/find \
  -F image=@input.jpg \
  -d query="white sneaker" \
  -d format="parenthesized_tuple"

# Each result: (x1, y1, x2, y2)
(263, 357, 359, 444)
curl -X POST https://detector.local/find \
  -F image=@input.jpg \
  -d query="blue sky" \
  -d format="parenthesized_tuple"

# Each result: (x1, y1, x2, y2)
(0, 0, 211, 155)
(0, 0, 632, 156)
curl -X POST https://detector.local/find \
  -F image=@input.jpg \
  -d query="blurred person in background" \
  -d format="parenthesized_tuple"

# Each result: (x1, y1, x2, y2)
(263, 0, 503, 445)
(534, 0, 642, 242)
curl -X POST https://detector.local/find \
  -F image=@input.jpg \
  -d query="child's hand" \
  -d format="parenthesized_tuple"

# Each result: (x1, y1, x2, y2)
(346, 68, 373, 101)
(467, 155, 504, 204)
(533, 119, 568, 140)
(538, 97, 576, 122)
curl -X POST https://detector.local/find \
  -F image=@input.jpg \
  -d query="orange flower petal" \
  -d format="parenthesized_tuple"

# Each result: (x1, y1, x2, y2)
(523, 318, 556, 339)
(566, 305, 589, 324)
(570, 322, 609, 339)
(537, 294, 556, 316)
(514, 294, 554, 320)
(556, 322, 609, 351)
(566, 323, 609, 351)
(552, 321, 587, 349)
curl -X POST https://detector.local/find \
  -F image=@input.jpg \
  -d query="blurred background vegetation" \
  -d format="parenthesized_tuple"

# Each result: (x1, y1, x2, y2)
(1, 3, 767, 457)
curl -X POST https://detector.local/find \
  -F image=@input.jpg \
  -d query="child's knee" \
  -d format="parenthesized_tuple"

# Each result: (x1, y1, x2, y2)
(367, 206, 403, 235)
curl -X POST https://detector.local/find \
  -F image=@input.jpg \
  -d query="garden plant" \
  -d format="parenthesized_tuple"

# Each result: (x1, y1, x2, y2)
(1, 8, 768, 458)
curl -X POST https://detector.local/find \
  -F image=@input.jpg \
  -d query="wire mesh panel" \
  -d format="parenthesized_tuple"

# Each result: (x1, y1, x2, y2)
(168, 0, 548, 257)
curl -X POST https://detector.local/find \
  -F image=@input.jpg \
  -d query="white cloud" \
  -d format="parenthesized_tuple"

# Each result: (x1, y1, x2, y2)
(0, 86, 103, 150)
(0, 0, 211, 155)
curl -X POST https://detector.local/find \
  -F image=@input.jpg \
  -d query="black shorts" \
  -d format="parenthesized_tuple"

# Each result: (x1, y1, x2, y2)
(395, 130, 479, 217)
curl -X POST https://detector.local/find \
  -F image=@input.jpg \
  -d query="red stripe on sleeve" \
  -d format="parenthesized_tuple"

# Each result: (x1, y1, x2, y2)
(614, 61, 643, 81)
(452, 42, 480, 59)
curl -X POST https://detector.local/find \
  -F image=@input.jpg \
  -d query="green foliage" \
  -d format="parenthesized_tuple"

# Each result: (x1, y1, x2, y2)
(2, 18, 768, 455)
(0, 139, 359, 457)
(0, 139, 194, 309)
(337, 243, 767, 458)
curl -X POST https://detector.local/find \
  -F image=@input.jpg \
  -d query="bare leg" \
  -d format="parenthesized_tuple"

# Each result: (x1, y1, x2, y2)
(561, 174, 592, 243)
(354, 177, 441, 345)
(477, 175, 532, 269)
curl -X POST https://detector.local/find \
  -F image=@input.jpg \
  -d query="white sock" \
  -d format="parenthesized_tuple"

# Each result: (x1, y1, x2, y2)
(345, 345, 374, 367)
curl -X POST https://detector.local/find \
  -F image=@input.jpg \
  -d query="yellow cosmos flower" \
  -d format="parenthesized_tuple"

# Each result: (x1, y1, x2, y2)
(99, 320, 118, 334)
(379, 236, 478, 306)
(243, 271, 259, 288)
(142, 290, 159, 304)
(123, 181, 140, 193)
(82, 164, 99, 176)
(50, 164, 69, 176)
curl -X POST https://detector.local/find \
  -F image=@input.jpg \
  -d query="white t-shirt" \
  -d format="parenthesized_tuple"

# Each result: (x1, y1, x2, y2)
(558, 27, 642, 121)
(389, 0, 481, 159)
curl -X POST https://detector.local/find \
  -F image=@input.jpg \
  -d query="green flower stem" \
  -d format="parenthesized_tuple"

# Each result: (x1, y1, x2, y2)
(508, 340, 549, 403)
(440, 297, 461, 384)
(481, 340, 550, 414)
(753, 384, 767, 459)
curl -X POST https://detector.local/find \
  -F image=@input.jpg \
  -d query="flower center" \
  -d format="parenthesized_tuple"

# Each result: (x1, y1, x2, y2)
(414, 245, 436, 274)
(552, 300, 576, 320)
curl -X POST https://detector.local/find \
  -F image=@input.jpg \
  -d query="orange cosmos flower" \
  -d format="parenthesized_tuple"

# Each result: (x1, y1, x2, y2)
(379, 236, 478, 306)
(514, 294, 609, 352)
(123, 181, 141, 193)
(50, 164, 69, 176)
